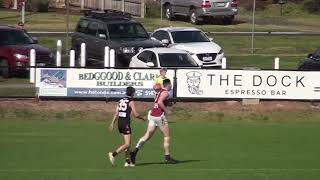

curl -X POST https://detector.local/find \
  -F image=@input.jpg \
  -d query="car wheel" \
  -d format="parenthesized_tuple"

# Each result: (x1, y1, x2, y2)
(0, 59, 10, 79)
(164, 4, 174, 21)
(190, 8, 200, 25)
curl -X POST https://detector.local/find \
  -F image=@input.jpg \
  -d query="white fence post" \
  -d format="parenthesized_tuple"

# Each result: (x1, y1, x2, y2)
(69, 50, 75, 67)
(81, 0, 84, 10)
(110, 49, 115, 68)
(274, 57, 280, 70)
(100, 0, 105, 10)
(104, 46, 110, 68)
(56, 40, 62, 67)
(12, 0, 17, 9)
(80, 43, 86, 67)
(221, 57, 227, 69)
(21, 2, 25, 24)
(29, 49, 36, 83)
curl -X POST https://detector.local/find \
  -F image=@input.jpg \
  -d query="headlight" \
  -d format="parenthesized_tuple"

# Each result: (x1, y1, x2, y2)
(218, 49, 224, 55)
(14, 53, 28, 60)
(121, 47, 135, 54)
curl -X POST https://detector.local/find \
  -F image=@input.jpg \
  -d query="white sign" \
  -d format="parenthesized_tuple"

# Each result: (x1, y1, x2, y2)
(35, 68, 174, 98)
(176, 69, 320, 100)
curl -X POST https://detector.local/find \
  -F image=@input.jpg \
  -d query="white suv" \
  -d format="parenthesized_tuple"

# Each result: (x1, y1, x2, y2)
(151, 27, 224, 68)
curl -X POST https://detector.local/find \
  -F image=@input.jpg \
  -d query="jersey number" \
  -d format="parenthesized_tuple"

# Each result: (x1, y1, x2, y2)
(119, 99, 129, 111)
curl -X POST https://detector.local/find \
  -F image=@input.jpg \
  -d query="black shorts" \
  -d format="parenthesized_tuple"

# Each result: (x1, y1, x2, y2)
(118, 120, 131, 135)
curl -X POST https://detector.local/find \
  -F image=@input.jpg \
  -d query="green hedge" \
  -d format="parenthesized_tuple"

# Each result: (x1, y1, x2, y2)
(304, 0, 320, 14)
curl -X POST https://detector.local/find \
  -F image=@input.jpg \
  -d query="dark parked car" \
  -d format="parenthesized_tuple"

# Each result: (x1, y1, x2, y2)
(298, 48, 320, 71)
(0, 25, 54, 78)
(71, 10, 164, 68)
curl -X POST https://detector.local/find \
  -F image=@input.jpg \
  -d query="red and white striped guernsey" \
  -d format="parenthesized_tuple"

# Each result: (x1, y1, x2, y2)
(150, 89, 169, 117)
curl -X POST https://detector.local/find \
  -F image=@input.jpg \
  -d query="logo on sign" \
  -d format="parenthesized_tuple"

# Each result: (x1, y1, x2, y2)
(40, 69, 66, 88)
(186, 71, 203, 95)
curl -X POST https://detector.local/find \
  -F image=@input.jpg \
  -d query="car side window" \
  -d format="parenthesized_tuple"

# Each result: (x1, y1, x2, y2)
(97, 24, 107, 38)
(149, 52, 158, 66)
(76, 19, 89, 34)
(152, 31, 171, 43)
(87, 22, 99, 36)
(162, 32, 171, 42)
(137, 51, 150, 63)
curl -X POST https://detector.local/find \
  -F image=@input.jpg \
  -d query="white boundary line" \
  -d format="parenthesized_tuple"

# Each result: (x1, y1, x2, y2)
(1, 168, 320, 173)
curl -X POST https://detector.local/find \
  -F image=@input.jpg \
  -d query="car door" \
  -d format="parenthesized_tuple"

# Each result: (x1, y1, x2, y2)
(171, 0, 188, 15)
(94, 23, 108, 65)
(72, 19, 90, 53)
(86, 21, 100, 63)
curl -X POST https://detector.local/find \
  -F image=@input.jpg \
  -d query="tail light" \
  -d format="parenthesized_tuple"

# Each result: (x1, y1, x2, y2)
(231, 0, 237, 7)
(201, 0, 211, 8)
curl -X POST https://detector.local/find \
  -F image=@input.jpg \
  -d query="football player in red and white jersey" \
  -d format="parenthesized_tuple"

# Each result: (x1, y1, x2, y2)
(131, 79, 178, 165)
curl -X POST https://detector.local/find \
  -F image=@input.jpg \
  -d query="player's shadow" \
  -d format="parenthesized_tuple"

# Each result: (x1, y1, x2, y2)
(137, 159, 205, 166)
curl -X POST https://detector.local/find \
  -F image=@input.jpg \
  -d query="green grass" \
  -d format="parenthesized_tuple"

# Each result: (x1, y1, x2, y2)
(1, 8, 320, 32)
(0, 10, 79, 31)
(0, 107, 320, 180)
(0, 88, 35, 97)
(0, 78, 34, 97)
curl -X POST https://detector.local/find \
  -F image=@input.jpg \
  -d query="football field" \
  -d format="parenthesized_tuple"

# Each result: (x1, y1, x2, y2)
(1, 116, 320, 180)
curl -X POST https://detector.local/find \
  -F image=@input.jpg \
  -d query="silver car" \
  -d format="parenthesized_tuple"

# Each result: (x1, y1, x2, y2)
(162, 0, 238, 24)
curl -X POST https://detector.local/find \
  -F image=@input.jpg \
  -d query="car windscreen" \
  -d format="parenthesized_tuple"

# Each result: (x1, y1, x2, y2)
(107, 23, 149, 39)
(171, 31, 210, 43)
(0, 29, 34, 46)
(159, 53, 198, 67)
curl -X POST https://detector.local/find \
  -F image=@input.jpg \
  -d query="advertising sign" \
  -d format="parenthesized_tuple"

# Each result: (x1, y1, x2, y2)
(36, 68, 174, 98)
(176, 69, 320, 100)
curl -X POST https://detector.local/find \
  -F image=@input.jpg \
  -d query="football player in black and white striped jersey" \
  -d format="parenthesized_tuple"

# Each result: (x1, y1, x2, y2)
(108, 87, 146, 167)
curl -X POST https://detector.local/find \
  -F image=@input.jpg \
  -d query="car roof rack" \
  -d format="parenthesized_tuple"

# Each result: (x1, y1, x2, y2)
(83, 9, 132, 20)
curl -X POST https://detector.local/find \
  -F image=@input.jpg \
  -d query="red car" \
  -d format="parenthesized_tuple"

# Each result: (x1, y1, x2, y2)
(0, 25, 54, 78)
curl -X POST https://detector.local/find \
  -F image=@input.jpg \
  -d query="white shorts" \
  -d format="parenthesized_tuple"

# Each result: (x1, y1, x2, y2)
(148, 111, 168, 127)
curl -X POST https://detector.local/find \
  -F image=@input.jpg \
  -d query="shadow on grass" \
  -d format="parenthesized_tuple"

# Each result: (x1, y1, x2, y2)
(172, 15, 247, 25)
(137, 159, 206, 166)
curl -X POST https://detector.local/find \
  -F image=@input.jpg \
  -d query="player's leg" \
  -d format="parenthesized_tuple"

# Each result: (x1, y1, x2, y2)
(131, 124, 157, 165)
(108, 122, 132, 166)
(159, 117, 178, 164)
(108, 134, 131, 166)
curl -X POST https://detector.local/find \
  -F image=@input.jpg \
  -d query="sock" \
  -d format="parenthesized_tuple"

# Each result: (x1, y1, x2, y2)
(112, 151, 118, 157)
(133, 148, 139, 154)
(125, 150, 131, 164)
(135, 138, 145, 150)
(165, 154, 171, 161)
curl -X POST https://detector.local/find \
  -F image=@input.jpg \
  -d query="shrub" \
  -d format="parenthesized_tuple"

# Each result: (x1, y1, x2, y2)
(240, 0, 271, 11)
(146, 0, 161, 18)
(26, 0, 50, 12)
(303, 0, 320, 14)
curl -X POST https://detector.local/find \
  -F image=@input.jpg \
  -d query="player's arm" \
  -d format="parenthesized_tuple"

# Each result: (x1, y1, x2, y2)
(108, 106, 119, 132)
(158, 91, 169, 114)
(129, 101, 146, 121)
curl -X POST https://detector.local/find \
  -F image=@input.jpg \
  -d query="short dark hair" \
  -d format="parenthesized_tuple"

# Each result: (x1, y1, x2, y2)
(160, 68, 167, 72)
(163, 79, 171, 87)
(126, 87, 135, 96)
